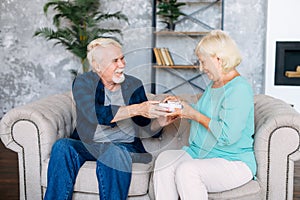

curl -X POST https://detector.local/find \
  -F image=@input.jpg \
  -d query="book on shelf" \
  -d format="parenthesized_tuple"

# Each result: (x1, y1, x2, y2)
(160, 48, 170, 66)
(162, 48, 175, 66)
(153, 47, 174, 66)
(153, 48, 163, 65)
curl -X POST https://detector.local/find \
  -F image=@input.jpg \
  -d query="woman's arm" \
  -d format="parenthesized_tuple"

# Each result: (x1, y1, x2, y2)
(166, 101, 211, 130)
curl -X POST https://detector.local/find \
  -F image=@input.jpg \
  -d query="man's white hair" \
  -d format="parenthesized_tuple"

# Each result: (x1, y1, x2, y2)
(87, 38, 122, 71)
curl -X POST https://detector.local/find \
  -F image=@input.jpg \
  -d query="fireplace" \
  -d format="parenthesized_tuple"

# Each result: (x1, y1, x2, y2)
(275, 41, 300, 86)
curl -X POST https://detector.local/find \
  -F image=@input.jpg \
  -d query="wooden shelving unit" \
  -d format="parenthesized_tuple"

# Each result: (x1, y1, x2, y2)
(154, 31, 209, 37)
(154, 65, 198, 69)
(151, 0, 224, 94)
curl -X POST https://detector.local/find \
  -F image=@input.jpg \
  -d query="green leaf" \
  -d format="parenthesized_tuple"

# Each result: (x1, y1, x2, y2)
(34, 0, 128, 73)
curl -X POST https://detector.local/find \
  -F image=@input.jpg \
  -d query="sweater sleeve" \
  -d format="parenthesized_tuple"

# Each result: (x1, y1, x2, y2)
(130, 84, 151, 127)
(208, 84, 253, 146)
(72, 74, 118, 127)
(126, 79, 162, 138)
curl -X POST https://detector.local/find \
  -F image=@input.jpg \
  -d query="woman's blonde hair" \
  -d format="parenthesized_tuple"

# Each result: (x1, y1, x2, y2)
(87, 38, 122, 71)
(195, 30, 242, 72)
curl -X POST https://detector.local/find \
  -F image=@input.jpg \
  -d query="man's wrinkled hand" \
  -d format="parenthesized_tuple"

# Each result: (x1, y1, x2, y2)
(139, 101, 169, 118)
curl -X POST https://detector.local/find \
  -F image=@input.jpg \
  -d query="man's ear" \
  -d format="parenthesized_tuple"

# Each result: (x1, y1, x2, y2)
(92, 60, 101, 73)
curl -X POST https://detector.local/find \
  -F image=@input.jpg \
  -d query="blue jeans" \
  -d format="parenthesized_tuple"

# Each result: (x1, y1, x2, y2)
(44, 138, 141, 200)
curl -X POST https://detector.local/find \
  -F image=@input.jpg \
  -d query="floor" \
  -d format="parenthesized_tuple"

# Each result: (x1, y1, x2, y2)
(0, 141, 300, 200)
(0, 141, 19, 200)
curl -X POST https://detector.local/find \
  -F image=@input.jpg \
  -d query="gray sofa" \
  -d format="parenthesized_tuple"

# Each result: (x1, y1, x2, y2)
(1, 92, 300, 200)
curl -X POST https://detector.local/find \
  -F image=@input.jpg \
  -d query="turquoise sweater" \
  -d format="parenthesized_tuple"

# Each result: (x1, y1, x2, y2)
(183, 76, 257, 176)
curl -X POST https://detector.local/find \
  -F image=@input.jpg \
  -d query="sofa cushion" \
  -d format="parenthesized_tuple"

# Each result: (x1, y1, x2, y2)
(208, 180, 262, 199)
(41, 159, 152, 196)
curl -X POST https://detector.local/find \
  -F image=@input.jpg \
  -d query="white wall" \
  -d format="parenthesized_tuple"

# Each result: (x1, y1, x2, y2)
(265, 0, 300, 112)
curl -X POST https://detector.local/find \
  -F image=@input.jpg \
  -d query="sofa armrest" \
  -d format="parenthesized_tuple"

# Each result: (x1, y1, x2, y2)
(254, 94, 300, 200)
(0, 91, 76, 200)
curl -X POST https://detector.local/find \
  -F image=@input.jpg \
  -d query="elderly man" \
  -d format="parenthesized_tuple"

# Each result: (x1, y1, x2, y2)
(44, 38, 176, 200)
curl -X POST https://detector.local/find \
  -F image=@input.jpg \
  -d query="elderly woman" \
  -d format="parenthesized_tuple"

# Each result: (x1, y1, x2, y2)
(153, 30, 257, 200)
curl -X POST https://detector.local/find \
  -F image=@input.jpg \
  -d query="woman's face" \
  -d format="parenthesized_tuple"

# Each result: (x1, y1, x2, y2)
(198, 53, 222, 81)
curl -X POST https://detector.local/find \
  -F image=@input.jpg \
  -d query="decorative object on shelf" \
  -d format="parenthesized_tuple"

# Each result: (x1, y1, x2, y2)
(34, 0, 128, 75)
(156, 0, 186, 31)
(285, 66, 300, 78)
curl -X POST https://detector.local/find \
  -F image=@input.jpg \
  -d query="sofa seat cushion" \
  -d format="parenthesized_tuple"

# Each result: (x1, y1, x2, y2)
(41, 159, 152, 196)
(208, 180, 262, 200)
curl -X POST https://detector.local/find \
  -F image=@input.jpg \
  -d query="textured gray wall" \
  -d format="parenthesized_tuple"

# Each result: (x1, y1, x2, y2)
(224, 0, 267, 95)
(0, 0, 267, 118)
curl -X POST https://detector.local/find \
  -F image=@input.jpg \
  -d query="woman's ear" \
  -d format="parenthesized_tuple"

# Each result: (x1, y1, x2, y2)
(217, 57, 225, 69)
(217, 56, 222, 64)
(215, 56, 226, 72)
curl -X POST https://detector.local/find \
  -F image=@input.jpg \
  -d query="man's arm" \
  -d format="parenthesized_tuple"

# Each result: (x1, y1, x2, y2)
(112, 79, 167, 124)
(111, 101, 167, 123)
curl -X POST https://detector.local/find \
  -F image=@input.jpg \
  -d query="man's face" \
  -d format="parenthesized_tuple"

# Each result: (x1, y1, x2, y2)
(96, 44, 126, 84)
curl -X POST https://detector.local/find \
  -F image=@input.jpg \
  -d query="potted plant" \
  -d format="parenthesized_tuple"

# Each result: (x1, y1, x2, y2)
(34, 0, 128, 75)
(156, 0, 186, 31)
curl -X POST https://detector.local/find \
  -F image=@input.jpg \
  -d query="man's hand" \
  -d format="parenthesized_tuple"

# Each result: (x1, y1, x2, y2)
(137, 101, 169, 118)
(162, 95, 181, 103)
(111, 101, 169, 123)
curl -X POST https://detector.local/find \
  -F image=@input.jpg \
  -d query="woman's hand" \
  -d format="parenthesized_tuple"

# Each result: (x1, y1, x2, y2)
(165, 101, 191, 119)
(157, 115, 179, 127)
(151, 115, 179, 132)
(166, 101, 210, 130)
